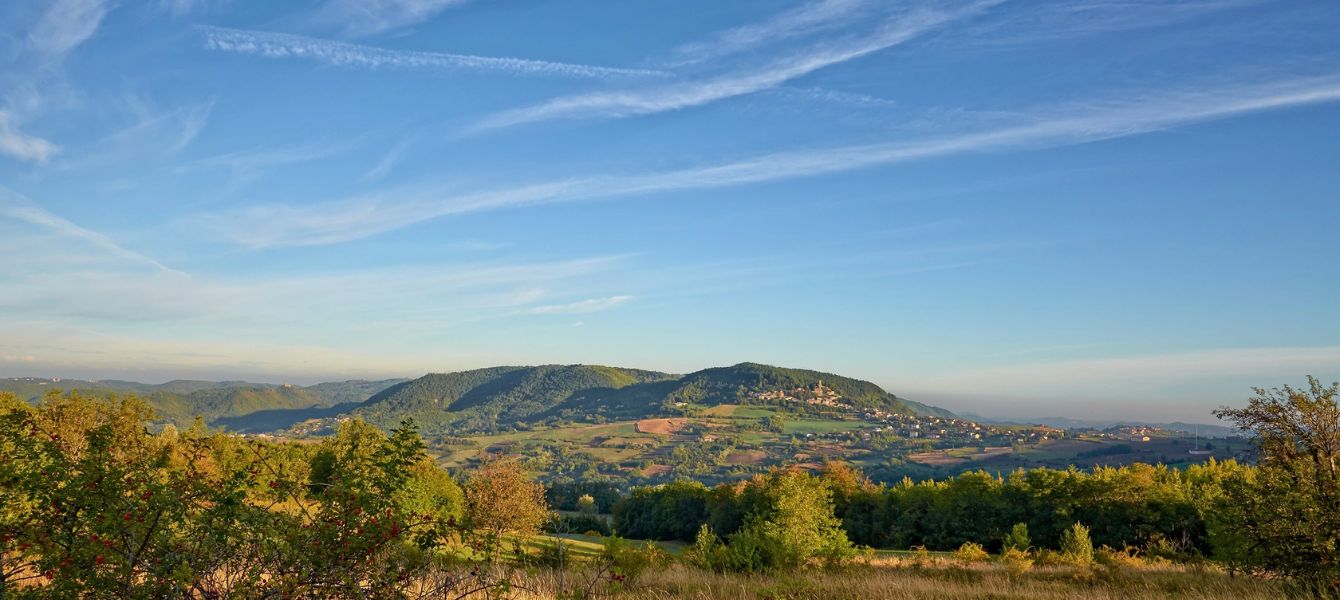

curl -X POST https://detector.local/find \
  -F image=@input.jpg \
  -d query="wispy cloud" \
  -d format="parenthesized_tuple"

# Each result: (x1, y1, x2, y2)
(118, 101, 213, 156)
(77, 100, 214, 164)
(665, 0, 875, 67)
(772, 86, 898, 109)
(470, 3, 995, 131)
(311, 0, 471, 38)
(201, 26, 666, 79)
(0, 186, 178, 273)
(528, 296, 634, 315)
(157, 0, 211, 18)
(0, 254, 625, 325)
(957, 0, 1263, 46)
(0, 111, 59, 163)
(27, 0, 111, 57)
(189, 141, 352, 183)
(362, 138, 414, 182)
(200, 73, 1340, 248)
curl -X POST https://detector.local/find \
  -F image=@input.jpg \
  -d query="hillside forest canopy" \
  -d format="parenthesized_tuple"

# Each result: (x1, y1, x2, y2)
(0, 377, 1336, 598)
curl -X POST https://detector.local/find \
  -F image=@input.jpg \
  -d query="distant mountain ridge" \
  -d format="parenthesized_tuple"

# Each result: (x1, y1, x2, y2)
(0, 377, 408, 430)
(1, 363, 952, 435)
(961, 413, 1240, 439)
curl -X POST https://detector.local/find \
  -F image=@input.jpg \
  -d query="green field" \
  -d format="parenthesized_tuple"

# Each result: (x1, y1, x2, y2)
(784, 419, 864, 435)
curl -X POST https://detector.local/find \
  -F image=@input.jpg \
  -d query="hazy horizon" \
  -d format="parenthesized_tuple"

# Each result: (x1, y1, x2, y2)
(3, 0, 1337, 425)
(0, 359, 1315, 426)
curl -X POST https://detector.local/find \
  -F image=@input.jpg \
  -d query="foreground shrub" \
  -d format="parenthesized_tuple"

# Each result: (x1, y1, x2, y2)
(953, 542, 990, 563)
(0, 393, 524, 598)
(998, 547, 1034, 576)
(600, 535, 668, 587)
(1096, 545, 1146, 569)
(1060, 522, 1094, 566)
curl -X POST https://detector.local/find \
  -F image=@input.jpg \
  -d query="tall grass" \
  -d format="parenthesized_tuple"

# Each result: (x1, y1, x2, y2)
(418, 559, 1283, 599)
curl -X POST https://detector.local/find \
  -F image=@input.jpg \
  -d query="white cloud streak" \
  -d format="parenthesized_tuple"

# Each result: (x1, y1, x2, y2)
(528, 296, 634, 315)
(0, 186, 178, 273)
(313, 0, 471, 38)
(362, 138, 414, 182)
(665, 0, 876, 67)
(0, 111, 59, 163)
(201, 26, 667, 79)
(471, 2, 997, 131)
(957, 0, 1263, 46)
(188, 142, 351, 183)
(200, 73, 1340, 249)
(27, 0, 111, 57)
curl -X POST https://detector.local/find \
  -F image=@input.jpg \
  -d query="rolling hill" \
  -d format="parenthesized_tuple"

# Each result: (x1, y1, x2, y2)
(0, 377, 407, 431)
(1, 364, 951, 435)
(352, 363, 947, 434)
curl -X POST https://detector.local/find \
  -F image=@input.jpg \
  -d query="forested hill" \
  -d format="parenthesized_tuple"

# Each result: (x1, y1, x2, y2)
(665, 362, 954, 418)
(0, 377, 407, 430)
(2, 363, 952, 434)
(354, 365, 679, 432)
(353, 363, 951, 433)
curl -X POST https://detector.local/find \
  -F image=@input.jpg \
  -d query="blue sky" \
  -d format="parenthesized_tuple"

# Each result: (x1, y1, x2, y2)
(2, 0, 1338, 422)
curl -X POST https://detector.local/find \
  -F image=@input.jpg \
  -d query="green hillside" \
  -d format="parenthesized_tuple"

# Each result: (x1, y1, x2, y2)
(2, 365, 951, 436)
(352, 363, 947, 435)
(666, 362, 911, 413)
(0, 377, 404, 430)
(355, 365, 678, 432)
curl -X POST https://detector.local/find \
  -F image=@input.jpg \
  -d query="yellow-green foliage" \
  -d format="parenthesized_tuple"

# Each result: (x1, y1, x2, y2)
(953, 541, 990, 563)
(1096, 545, 1147, 569)
(1060, 522, 1095, 565)
(998, 546, 1034, 576)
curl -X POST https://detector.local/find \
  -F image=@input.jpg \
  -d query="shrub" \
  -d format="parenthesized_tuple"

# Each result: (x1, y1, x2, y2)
(1095, 545, 1145, 569)
(911, 545, 934, 569)
(998, 547, 1034, 576)
(600, 536, 668, 588)
(685, 524, 730, 572)
(1002, 522, 1030, 551)
(1060, 522, 1095, 566)
(953, 542, 990, 563)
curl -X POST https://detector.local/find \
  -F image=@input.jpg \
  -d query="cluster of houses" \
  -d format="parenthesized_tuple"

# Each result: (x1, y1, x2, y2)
(751, 380, 847, 408)
(748, 382, 1064, 448)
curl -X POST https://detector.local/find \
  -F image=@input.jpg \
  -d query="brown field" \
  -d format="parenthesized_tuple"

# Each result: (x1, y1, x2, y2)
(726, 449, 769, 465)
(908, 451, 970, 466)
(700, 404, 738, 417)
(967, 446, 1014, 460)
(637, 418, 688, 435)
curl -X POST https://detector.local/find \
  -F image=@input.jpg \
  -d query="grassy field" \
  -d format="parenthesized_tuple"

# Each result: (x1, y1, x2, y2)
(784, 419, 863, 435)
(419, 555, 1282, 599)
(620, 562, 1283, 600)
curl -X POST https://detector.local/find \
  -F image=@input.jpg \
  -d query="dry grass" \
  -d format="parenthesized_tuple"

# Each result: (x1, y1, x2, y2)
(403, 554, 1285, 600)
(600, 562, 1282, 600)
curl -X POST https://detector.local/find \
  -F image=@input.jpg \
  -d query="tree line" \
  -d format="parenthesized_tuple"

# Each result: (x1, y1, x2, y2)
(613, 377, 1339, 593)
